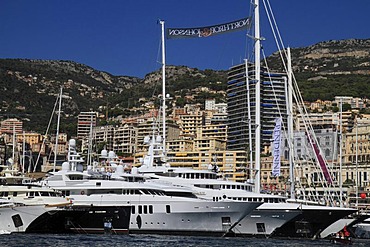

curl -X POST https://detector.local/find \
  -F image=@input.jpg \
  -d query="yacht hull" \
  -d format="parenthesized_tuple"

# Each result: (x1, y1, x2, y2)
(69, 195, 261, 236)
(0, 205, 54, 233)
(233, 208, 301, 236)
(272, 205, 357, 238)
(26, 205, 131, 234)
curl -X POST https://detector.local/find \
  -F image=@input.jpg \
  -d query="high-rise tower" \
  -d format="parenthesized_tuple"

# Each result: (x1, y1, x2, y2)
(227, 62, 287, 152)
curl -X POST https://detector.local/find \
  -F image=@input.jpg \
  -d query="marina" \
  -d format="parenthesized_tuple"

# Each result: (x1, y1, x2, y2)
(0, 0, 370, 245)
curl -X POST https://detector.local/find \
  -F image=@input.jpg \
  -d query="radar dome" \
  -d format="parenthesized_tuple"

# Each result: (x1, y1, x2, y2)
(131, 166, 138, 175)
(108, 151, 116, 159)
(144, 136, 150, 144)
(62, 162, 70, 171)
(101, 149, 108, 158)
(69, 139, 76, 147)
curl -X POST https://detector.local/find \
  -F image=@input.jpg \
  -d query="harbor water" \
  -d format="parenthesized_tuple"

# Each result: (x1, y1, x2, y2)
(1, 234, 369, 247)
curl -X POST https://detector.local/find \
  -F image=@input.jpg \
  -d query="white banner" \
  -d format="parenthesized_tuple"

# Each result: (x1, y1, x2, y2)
(272, 118, 282, 177)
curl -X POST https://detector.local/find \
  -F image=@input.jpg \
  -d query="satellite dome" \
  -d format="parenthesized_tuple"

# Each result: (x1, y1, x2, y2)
(101, 149, 108, 158)
(144, 136, 150, 144)
(108, 151, 116, 159)
(131, 166, 138, 175)
(69, 139, 76, 147)
(62, 162, 70, 171)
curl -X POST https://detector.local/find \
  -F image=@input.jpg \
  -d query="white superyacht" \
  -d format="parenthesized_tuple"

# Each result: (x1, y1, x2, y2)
(135, 134, 356, 238)
(41, 140, 262, 236)
(0, 173, 71, 233)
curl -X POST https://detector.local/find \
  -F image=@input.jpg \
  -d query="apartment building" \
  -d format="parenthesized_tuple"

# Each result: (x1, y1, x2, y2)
(93, 125, 115, 151)
(227, 62, 287, 151)
(0, 118, 23, 134)
(77, 111, 97, 139)
(113, 124, 137, 155)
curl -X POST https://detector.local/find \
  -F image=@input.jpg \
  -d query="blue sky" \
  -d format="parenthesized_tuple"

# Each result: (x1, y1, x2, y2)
(0, 0, 369, 78)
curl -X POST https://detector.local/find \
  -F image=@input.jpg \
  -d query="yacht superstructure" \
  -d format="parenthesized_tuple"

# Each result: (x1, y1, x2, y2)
(41, 152, 261, 236)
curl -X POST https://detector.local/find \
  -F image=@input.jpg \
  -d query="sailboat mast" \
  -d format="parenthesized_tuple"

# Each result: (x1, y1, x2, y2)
(160, 20, 167, 155)
(87, 113, 93, 167)
(12, 124, 15, 169)
(339, 98, 343, 207)
(53, 86, 62, 172)
(22, 131, 25, 174)
(254, 0, 261, 193)
(244, 59, 253, 180)
(287, 47, 295, 199)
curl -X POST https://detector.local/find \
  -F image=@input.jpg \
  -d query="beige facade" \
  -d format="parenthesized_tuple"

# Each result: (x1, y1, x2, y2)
(113, 124, 137, 155)
(196, 124, 227, 141)
(166, 150, 249, 183)
(16, 132, 42, 147)
(342, 123, 370, 191)
(77, 111, 97, 139)
(0, 118, 23, 134)
(167, 139, 193, 152)
(178, 113, 204, 139)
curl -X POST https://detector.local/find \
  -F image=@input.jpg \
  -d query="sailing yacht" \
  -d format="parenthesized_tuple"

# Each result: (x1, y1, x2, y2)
(130, 1, 357, 239)
(245, 0, 358, 239)
(135, 134, 301, 237)
(135, 132, 358, 238)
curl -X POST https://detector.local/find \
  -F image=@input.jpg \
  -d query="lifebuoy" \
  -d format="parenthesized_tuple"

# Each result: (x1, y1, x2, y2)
(81, 191, 85, 195)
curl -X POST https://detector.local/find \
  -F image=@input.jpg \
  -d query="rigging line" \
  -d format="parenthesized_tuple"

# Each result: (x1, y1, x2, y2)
(297, 105, 338, 193)
(261, 47, 286, 131)
(33, 91, 60, 173)
(262, 0, 287, 73)
(290, 101, 333, 203)
(156, 25, 163, 66)
(244, 2, 254, 61)
(151, 24, 164, 99)
(265, 0, 288, 58)
(302, 127, 337, 205)
(284, 49, 338, 198)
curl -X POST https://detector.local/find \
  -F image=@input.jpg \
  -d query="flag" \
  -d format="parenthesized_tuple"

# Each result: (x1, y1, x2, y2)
(272, 118, 282, 177)
(166, 17, 251, 39)
(307, 132, 333, 184)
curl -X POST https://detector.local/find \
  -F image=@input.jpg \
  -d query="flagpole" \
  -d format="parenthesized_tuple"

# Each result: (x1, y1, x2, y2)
(160, 20, 166, 156)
